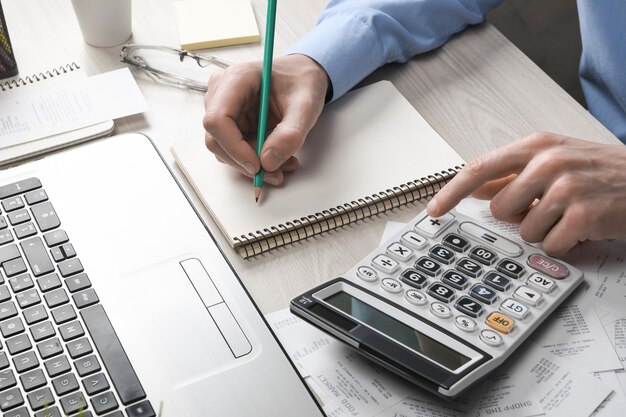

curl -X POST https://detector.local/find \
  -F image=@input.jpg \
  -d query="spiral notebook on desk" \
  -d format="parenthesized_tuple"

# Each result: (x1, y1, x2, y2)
(172, 81, 465, 258)
(0, 63, 114, 167)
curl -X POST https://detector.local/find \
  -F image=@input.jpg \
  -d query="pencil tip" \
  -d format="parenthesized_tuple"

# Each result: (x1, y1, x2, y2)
(255, 197, 259, 203)
(254, 187, 262, 203)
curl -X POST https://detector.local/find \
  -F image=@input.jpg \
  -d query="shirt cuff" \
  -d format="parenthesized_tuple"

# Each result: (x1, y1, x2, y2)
(285, 13, 385, 102)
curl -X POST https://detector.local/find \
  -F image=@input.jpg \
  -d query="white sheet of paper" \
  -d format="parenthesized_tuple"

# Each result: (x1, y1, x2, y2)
(597, 309, 626, 368)
(468, 370, 543, 417)
(455, 198, 521, 240)
(591, 371, 626, 416)
(0, 68, 147, 148)
(380, 221, 407, 244)
(376, 393, 474, 417)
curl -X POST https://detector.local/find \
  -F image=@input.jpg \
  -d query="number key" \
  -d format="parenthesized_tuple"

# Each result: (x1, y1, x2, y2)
(414, 256, 442, 277)
(399, 269, 428, 289)
(427, 283, 455, 303)
(428, 245, 455, 265)
(469, 284, 498, 305)
(456, 258, 482, 278)
(482, 271, 511, 292)
(455, 296, 484, 318)
(441, 270, 470, 290)
(469, 246, 498, 265)
(496, 259, 525, 279)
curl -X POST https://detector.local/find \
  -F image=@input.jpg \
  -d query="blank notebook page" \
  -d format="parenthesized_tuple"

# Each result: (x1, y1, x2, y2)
(172, 81, 465, 243)
(173, 0, 260, 50)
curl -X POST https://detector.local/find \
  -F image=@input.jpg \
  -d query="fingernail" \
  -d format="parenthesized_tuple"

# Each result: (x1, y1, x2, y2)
(264, 172, 281, 185)
(265, 149, 284, 170)
(242, 162, 256, 175)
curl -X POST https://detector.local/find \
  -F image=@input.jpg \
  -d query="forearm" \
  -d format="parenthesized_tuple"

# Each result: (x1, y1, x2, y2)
(286, 0, 502, 100)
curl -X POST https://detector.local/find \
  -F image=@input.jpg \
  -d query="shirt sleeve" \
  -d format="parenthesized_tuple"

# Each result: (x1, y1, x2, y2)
(285, 0, 503, 101)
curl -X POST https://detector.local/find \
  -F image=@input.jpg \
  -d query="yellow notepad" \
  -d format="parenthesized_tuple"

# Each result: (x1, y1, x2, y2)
(172, 81, 465, 258)
(173, 0, 261, 50)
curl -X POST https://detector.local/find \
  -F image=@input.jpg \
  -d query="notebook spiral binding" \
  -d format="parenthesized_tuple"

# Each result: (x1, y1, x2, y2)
(233, 166, 463, 258)
(0, 63, 80, 91)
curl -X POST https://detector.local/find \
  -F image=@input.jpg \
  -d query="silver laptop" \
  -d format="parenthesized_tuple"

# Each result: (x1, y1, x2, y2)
(0, 133, 324, 417)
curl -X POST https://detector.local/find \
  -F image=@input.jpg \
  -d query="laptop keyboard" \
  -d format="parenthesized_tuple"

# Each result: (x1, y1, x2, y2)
(0, 178, 155, 417)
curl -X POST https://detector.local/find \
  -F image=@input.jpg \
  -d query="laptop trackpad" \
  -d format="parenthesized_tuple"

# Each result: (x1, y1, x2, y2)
(95, 256, 255, 403)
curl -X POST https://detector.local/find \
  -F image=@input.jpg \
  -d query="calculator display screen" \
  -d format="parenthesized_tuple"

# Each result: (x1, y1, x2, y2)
(324, 291, 471, 370)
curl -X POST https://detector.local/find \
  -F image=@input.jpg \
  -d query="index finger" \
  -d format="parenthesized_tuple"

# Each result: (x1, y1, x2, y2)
(203, 67, 262, 175)
(427, 138, 542, 217)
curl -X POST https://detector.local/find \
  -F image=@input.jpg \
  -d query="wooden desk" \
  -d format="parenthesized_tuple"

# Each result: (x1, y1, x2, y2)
(5, 0, 620, 313)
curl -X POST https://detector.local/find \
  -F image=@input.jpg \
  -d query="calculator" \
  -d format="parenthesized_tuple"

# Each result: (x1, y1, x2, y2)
(290, 208, 583, 398)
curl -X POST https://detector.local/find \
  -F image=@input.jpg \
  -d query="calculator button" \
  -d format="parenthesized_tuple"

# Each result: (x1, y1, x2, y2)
(357, 266, 378, 282)
(380, 278, 402, 294)
(455, 296, 484, 318)
(405, 289, 427, 306)
(526, 274, 556, 293)
(482, 271, 511, 292)
(500, 298, 529, 319)
(386, 243, 413, 262)
(415, 213, 454, 237)
(441, 270, 470, 290)
(430, 302, 452, 319)
(480, 329, 503, 347)
(455, 258, 482, 278)
(469, 246, 498, 266)
(428, 245, 455, 265)
(442, 234, 470, 253)
(513, 286, 543, 307)
(486, 312, 515, 334)
(496, 259, 525, 279)
(414, 257, 442, 277)
(401, 231, 427, 250)
(469, 284, 498, 305)
(399, 269, 428, 289)
(372, 255, 399, 274)
(457, 222, 523, 257)
(527, 254, 569, 280)
(454, 315, 477, 332)
(427, 283, 455, 303)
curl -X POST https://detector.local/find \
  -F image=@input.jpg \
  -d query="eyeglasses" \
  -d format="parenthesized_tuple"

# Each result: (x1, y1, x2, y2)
(120, 44, 232, 92)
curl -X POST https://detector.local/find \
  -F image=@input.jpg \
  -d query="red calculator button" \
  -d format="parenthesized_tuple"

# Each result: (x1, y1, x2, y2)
(527, 254, 569, 280)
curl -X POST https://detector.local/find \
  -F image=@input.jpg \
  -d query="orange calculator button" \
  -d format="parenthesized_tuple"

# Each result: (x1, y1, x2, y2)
(485, 312, 515, 334)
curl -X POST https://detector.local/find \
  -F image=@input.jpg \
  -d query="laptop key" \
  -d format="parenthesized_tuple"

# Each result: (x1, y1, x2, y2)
(4, 406, 30, 417)
(27, 386, 54, 411)
(105, 412, 124, 417)
(16, 289, 41, 309)
(67, 337, 93, 359)
(9, 274, 33, 292)
(0, 230, 14, 245)
(0, 352, 9, 370)
(52, 373, 79, 396)
(0, 178, 42, 199)
(74, 355, 101, 377)
(60, 391, 88, 415)
(59, 320, 85, 342)
(0, 369, 17, 390)
(0, 285, 9, 302)
(4, 258, 28, 277)
(12, 351, 38, 373)
(8, 210, 31, 226)
(13, 223, 37, 240)
(2, 197, 25, 213)
(0, 300, 18, 320)
(65, 273, 91, 293)
(1, 317, 25, 338)
(24, 189, 48, 206)
(91, 391, 118, 415)
(29, 320, 56, 342)
(0, 387, 24, 411)
(35, 406, 62, 417)
(23, 305, 48, 325)
(58, 258, 84, 277)
(44, 355, 71, 378)
(31, 202, 61, 232)
(36, 273, 62, 292)
(82, 305, 146, 405)
(21, 237, 55, 277)
(51, 304, 77, 324)
(126, 400, 156, 417)
(19, 368, 47, 391)
(73, 289, 99, 309)
(0, 217, 6, 231)
(83, 372, 110, 396)
(44, 288, 69, 309)
(36, 337, 63, 359)
(0, 244, 20, 264)
(7, 334, 32, 355)
(43, 230, 69, 247)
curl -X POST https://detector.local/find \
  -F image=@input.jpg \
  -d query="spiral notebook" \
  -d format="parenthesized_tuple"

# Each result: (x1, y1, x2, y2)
(0, 63, 114, 167)
(172, 81, 465, 258)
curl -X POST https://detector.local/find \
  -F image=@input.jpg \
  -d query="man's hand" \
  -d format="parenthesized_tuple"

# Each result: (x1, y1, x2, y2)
(427, 132, 626, 255)
(203, 54, 329, 185)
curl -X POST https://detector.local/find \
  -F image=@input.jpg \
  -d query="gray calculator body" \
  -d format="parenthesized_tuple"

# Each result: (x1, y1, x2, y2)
(291, 209, 583, 398)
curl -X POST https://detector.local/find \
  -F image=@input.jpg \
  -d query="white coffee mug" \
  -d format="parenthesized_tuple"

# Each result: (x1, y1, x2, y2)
(71, 0, 132, 47)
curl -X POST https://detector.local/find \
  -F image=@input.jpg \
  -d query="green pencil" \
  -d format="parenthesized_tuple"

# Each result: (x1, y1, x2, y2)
(254, 0, 278, 203)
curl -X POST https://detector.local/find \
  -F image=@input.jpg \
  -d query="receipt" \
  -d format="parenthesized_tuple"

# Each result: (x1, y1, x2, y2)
(591, 371, 626, 416)
(468, 370, 542, 417)
(377, 393, 473, 417)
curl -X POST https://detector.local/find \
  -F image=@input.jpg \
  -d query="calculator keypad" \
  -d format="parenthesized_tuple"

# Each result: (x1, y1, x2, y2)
(347, 211, 581, 352)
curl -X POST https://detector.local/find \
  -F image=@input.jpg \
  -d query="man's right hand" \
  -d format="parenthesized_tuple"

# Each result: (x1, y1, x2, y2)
(203, 54, 329, 185)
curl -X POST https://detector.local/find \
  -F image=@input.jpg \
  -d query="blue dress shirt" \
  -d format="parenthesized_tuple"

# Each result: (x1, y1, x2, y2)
(286, 0, 626, 143)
